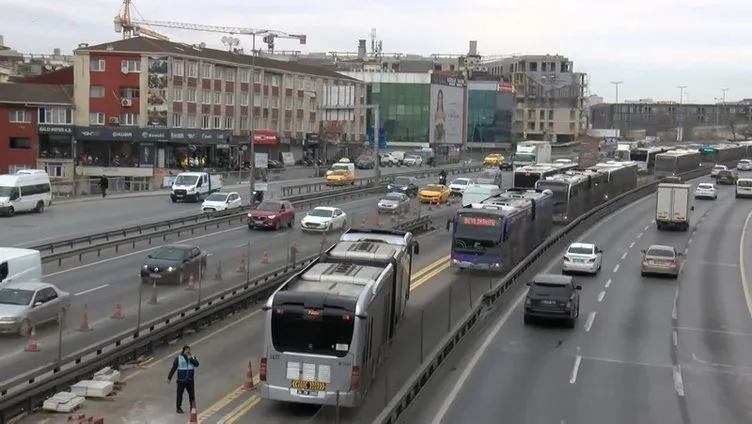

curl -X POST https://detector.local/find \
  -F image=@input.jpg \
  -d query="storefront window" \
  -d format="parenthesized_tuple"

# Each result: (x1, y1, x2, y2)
(78, 141, 141, 167)
(466, 90, 514, 144)
(367, 83, 430, 142)
(39, 135, 73, 159)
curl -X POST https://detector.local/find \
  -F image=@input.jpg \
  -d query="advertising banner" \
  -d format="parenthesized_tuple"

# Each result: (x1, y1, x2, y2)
(147, 56, 169, 127)
(429, 74, 466, 145)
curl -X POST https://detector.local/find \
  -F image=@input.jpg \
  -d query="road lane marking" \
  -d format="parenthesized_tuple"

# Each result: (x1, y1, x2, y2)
(222, 395, 261, 423)
(620, 252, 628, 260)
(629, 242, 635, 249)
(636, 232, 643, 239)
(672, 330, 678, 347)
(672, 288, 679, 320)
(739, 209, 752, 318)
(74, 284, 109, 296)
(569, 355, 582, 384)
(643, 225, 649, 231)
(688, 238, 693, 245)
(597, 291, 605, 302)
(605, 278, 612, 288)
(613, 264, 620, 273)
(584, 311, 596, 332)
(673, 365, 685, 396)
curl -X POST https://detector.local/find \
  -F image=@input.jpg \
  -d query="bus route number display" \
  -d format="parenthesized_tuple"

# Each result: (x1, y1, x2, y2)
(461, 217, 498, 226)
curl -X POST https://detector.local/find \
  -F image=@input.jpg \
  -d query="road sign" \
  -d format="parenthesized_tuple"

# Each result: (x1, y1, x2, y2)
(254, 153, 268, 168)
(366, 127, 387, 149)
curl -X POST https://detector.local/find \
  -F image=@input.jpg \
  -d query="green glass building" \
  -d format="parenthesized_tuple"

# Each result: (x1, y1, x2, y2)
(367, 82, 431, 143)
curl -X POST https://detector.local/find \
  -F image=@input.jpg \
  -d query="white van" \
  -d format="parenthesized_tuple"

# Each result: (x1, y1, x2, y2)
(0, 172, 52, 216)
(736, 178, 752, 198)
(461, 184, 503, 207)
(0, 248, 43, 286)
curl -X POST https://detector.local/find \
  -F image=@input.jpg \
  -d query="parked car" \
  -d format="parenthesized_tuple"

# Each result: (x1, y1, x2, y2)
(402, 155, 423, 166)
(300, 206, 347, 232)
(0, 282, 72, 336)
(380, 153, 399, 167)
(267, 159, 284, 169)
(355, 155, 375, 169)
(140, 244, 207, 285)
(377, 192, 411, 214)
(201, 191, 243, 213)
(247, 200, 295, 230)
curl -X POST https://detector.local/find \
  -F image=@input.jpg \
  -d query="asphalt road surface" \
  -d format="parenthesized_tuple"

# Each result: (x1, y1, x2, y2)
(0, 170, 494, 389)
(405, 174, 752, 424)
(1, 164, 464, 248)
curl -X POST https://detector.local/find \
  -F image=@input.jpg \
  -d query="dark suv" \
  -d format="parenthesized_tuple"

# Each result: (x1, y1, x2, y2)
(717, 170, 737, 185)
(524, 274, 581, 328)
(387, 176, 419, 197)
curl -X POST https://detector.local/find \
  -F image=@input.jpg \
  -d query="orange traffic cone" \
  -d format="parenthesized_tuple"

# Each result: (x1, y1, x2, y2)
(241, 360, 255, 391)
(188, 400, 198, 423)
(24, 327, 39, 352)
(236, 253, 246, 273)
(110, 300, 124, 319)
(76, 304, 92, 332)
(185, 274, 196, 291)
(261, 250, 269, 265)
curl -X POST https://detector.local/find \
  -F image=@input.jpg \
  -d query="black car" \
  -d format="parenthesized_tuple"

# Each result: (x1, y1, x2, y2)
(717, 170, 737, 185)
(355, 155, 375, 169)
(141, 244, 207, 285)
(387, 176, 419, 197)
(499, 157, 513, 171)
(267, 159, 284, 169)
(523, 274, 581, 328)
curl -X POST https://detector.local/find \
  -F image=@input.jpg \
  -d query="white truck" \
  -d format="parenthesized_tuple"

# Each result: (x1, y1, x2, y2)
(170, 171, 223, 203)
(513, 141, 552, 168)
(655, 183, 693, 231)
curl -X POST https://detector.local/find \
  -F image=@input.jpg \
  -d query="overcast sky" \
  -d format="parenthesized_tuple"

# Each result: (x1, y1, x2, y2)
(2, 0, 748, 104)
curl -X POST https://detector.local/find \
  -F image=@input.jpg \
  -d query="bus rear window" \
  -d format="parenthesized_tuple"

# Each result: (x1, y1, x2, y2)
(271, 310, 355, 357)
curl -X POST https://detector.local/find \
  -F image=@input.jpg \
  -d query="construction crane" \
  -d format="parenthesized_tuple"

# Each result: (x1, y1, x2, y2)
(113, 0, 306, 53)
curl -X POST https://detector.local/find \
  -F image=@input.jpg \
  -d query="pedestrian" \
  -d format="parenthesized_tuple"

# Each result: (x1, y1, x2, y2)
(167, 345, 200, 414)
(99, 175, 109, 198)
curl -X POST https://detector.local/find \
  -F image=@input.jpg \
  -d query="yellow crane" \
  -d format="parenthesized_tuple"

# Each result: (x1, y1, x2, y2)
(113, 0, 307, 52)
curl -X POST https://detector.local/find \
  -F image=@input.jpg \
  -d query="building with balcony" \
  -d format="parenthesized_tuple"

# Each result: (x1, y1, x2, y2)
(485, 54, 587, 142)
(467, 81, 515, 149)
(0, 83, 73, 174)
(71, 37, 367, 180)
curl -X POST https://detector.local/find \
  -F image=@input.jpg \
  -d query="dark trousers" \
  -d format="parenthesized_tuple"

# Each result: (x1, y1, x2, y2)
(176, 380, 195, 409)
(100, 187, 107, 198)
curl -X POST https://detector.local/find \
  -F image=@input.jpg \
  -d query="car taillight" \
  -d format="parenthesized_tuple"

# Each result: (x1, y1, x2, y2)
(563, 256, 570, 262)
(259, 357, 267, 382)
(667, 258, 677, 265)
(350, 366, 360, 390)
(588, 257, 597, 263)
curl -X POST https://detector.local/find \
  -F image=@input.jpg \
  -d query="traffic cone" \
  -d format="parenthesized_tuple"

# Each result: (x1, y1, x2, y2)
(214, 260, 223, 281)
(24, 327, 39, 352)
(110, 300, 124, 319)
(76, 304, 92, 332)
(188, 400, 198, 423)
(147, 281, 159, 305)
(185, 274, 196, 291)
(241, 361, 255, 391)
(261, 250, 269, 265)
(236, 253, 246, 273)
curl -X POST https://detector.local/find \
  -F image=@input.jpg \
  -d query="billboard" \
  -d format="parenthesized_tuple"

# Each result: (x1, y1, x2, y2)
(146, 56, 169, 127)
(429, 74, 466, 145)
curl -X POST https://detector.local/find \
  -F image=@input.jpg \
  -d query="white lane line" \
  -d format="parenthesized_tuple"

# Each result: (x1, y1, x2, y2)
(672, 288, 679, 320)
(688, 238, 693, 245)
(643, 225, 649, 231)
(636, 232, 643, 239)
(233, 243, 247, 248)
(597, 291, 605, 302)
(629, 241, 635, 249)
(621, 252, 628, 260)
(739, 209, 752, 318)
(673, 365, 685, 396)
(652, 219, 656, 224)
(605, 278, 612, 288)
(672, 330, 678, 347)
(75, 284, 109, 296)
(584, 311, 596, 332)
(684, 248, 689, 255)
(613, 264, 620, 273)
(569, 355, 582, 384)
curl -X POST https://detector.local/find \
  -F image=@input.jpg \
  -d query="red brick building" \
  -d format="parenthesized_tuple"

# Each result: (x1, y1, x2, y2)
(0, 83, 73, 174)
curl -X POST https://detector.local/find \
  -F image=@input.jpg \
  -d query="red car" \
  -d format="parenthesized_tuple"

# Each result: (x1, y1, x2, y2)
(247, 200, 295, 230)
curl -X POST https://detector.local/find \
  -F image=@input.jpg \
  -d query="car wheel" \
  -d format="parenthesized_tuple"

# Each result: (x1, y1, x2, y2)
(35, 201, 44, 213)
(672, 273, 679, 279)
(274, 220, 280, 231)
(523, 314, 531, 325)
(342, 219, 347, 230)
(641, 271, 647, 277)
(18, 319, 31, 337)
(7, 206, 14, 217)
(287, 217, 293, 228)
(566, 318, 576, 329)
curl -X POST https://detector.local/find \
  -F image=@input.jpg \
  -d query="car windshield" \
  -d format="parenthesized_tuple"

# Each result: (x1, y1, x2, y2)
(740, 160, 751, 164)
(331, 165, 349, 171)
(646, 248, 675, 258)
(308, 209, 333, 217)
(0, 186, 13, 197)
(0, 288, 34, 306)
(719, 171, 733, 177)
(406, 155, 420, 160)
(478, 171, 497, 179)
(697, 184, 714, 190)
(255, 201, 280, 212)
(382, 194, 403, 201)
(331, 170, 349, 175)
(568, 246, 594, 255)
(530, 283, 571, 297)
(150, 247, 186, 260)
(393, 177, 411, 186)
(357, 155, 371, 162)
(452, 179, 469, 186)
(425, 185, 443, 191)
(206, 193, 228, 201)
(738, 180, 752, 187)
(713, 166, 726, 170)
(174, 175, 199, 185)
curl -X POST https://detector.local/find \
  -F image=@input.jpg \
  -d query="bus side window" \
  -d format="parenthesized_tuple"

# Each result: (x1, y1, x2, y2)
(364, 318, 373, 361)
(502, 221, 509, 242)
(530, 199, 536, 221)
(0, 261, 8, 282)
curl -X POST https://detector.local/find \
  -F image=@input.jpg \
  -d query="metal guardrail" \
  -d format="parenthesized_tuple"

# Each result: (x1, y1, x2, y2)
(0, 215, 435, 423)
(41, 185, 392, 266)
(372, 166, 712, 424)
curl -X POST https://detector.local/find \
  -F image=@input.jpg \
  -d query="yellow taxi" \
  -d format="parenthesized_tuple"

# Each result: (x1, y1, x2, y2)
(483, 153, 504, 165)
(418, 184, 450, 203)
(325, 169, 355, 186)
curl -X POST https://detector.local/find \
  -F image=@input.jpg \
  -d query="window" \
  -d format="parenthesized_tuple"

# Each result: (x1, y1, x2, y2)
(253, 71, 261, 83)
(296, 119, 303, 131)
(121, 59, 140, 73)
(44, 163, 65, 178)
(186, 61, 198, 78)
(215, 67, 224, 80)
(119, 87, 140, 99)
(213, 116, 221, 129)
(213, 91, 221, 104)
(186, 115, 197, 128)
(186, 87, 196, 102)
(201, 90, 211, 104)
(240, 92, 249, 106)
(285, 97, 293, 110)
(8, 137, 31, 149)
(253, 95, 261, 107)
(90, 58, 105, 71)
(253, 116, 262, 129)
(539, 110, 545, 120)
(224, 116, 234, 129)
(173, 86, 183, 101)
(271, 119, 278, 130)
(239, 69, 250, 82)
(225, 69, 235, 81)
(90, 86, 105, 98)
(201, 63, 214, 79)
(271, 96, 280, 108)
(548, 110, 554, 120)
(119, 113, 138, 126)
(284, 119, 292, 131)
(173, 59, 184, 76)
(78, 140, 140, 167)
(89, 112, 105, 125)
(8, 110, 30, 123)
(173, 113, 182, 127)
(201, 115, 210, 129)
(225, 92, 234, 105)
(528, 122, 535, 130)
(240, 116, 249, 129)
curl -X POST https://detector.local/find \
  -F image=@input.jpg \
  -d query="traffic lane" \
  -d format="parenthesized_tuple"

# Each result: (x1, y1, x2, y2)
(3, 164, 463, 248)
(676, 194, 752, 423)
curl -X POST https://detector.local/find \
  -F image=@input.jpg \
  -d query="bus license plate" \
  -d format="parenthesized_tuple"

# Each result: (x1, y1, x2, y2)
(290, 380, 326, 392)
(150, 274, 162, 279)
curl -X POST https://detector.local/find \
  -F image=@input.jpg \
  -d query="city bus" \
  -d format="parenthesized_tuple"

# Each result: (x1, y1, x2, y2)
(654, 149, 701, 177)
(535, 169, 607, 224)
(629, 147, 665, 172)
(259, 229, 419, 407)
(590, 161, 639, 200)
(513, 164, 562, 189)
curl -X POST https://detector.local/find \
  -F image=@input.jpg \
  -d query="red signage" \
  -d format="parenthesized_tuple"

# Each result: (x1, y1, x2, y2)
(461, 217, 499, 226)
(252, 129, 277, 145)
(497, 82, 514, 93)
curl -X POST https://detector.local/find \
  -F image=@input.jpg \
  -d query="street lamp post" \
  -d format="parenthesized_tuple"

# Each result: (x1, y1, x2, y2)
(610, 81, 622, 131)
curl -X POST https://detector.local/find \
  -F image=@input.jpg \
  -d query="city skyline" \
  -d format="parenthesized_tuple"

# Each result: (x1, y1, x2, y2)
(3, 0, 749, 103)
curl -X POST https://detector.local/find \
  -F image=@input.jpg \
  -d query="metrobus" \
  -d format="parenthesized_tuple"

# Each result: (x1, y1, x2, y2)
(701, 144, 746, 165)
(589, 161, 639, 200)
(629, 147, 665, 172)
(535, 169, 607, 224)
(654, 149, 701, 177)
(513, 164, 562, 189)
(449, 188, 553, 272)
(259, 229, 419, 407)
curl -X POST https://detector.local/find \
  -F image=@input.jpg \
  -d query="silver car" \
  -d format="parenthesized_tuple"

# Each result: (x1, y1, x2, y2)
(640, 245, 682, 279)
(0, 282, 72, 336)
(377, 192, 411, 214)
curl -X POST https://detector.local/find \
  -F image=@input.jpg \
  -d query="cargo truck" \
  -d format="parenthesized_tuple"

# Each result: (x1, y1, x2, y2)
(513, 141, 552, 168)
(655, 183, 694, 231)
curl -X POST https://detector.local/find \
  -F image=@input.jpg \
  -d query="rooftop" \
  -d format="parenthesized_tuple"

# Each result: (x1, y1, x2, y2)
(0, 83, 73, 105)
(77, 37, 359, 82)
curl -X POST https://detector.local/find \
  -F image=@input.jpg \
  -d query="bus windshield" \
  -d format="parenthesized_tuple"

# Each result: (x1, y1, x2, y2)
(271, 309, 355, 357)
(515, 153, 536, 163)
(454, 214, 502, 251)
(514, 172, 542, 189)
(630, 150, 648, 162)
(535, 181, 568, 213)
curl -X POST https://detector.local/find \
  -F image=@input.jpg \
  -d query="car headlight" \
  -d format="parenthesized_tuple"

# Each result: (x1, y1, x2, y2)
(142, 264, 148, 269)
(166, 267, 175, 272)
(268, 215, 275, 219)
(0, 316, 17, 323)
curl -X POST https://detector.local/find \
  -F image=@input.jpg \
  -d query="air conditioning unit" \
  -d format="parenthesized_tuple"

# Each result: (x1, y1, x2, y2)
(109, 116, 120, 124)
(121, 98, 132, 107)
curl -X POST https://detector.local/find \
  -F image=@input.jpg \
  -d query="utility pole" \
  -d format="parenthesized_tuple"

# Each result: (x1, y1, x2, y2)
(249, 38, 258, 202)
(721, 88, 729, 104)
(677, 85, 687, 104)
(369, 104, 382, 179)
(676, 85, 687, 142)
(610, 81, 622, 131)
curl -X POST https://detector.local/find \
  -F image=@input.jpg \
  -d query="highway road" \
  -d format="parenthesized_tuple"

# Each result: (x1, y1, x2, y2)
(401, 174, 752, 424)
(0, 170, 493, 389)
(1, 164, 462, 248)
